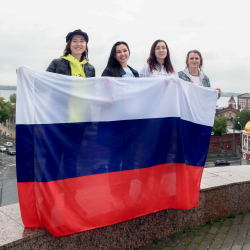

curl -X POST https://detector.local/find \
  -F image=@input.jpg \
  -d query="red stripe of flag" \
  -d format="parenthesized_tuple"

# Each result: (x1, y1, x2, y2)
(18, 163, 203, 237)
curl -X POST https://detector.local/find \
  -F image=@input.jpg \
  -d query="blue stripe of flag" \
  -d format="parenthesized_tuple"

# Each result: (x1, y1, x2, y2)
(16, 117, 211, 183)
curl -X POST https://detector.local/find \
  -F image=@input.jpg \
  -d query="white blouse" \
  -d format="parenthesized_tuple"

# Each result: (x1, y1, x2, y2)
(139, 64, 178, 78)
(189, 75, 200, 86)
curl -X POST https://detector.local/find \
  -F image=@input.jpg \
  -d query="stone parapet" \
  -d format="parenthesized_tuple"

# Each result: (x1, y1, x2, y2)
(1, 165, 250, 249)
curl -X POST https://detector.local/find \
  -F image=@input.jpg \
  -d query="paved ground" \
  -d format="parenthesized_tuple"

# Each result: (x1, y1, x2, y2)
(0, 136, 17, 207)
(139, 213, 250, 250)
(0, 153, 16, 176)
(0, 135, 16, 179)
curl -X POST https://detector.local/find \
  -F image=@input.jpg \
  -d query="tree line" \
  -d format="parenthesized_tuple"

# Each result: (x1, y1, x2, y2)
(0, 93, 16, 125)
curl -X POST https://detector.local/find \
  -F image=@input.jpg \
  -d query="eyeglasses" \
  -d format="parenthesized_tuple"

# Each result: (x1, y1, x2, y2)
(155, 47, 167, 51)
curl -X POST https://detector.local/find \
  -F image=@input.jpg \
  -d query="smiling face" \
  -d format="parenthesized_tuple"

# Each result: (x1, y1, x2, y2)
(115, 44, 130, 67)
(70, 35, 86, 57)
(187, 52, 201, 70)
(154, 41, 168, 61)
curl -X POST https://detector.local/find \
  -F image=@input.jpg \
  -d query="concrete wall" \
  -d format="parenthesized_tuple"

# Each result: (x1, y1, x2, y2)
(1, 166, 250, 249)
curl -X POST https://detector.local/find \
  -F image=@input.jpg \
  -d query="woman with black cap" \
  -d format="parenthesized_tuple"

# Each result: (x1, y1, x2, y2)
(47, 29, 95, 77)
(42, 30, 95, 218)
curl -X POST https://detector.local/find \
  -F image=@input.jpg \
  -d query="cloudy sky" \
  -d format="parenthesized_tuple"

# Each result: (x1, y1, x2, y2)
(0, 0, 249, 93)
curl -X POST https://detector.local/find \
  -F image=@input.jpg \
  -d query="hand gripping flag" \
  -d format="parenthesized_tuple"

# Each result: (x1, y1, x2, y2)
(16, 66, 217, 237)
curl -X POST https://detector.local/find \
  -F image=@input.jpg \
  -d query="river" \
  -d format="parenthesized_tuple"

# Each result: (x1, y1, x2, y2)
(216, 96, 237, 108)
(0, 90, 16, 101)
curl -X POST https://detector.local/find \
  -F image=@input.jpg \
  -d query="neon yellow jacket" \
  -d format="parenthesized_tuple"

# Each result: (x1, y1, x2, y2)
(61, 54, 89, 122)
(61, 54, 88, 78)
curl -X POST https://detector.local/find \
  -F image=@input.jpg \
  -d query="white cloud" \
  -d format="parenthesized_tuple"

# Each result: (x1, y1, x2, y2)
(0, 0, 249, 94)
(172, 33, 197, 45)
(179, 19, 205, 28)
(110, 11, 135, 21)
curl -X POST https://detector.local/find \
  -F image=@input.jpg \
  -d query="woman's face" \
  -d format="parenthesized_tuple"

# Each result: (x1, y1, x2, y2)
(115, 44, 129, 65)
(187, 53, 201, 69)
(70, 35, 86, 57)
(155, 42, 167, 60)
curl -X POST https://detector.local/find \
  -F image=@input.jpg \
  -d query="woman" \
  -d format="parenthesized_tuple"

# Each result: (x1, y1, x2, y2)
(100, 42, 140, 202)
(47, 29, 95, 77)
(178, 50, 221, 96)
(46, 29, 95, 122)
(101, 41, 139, 77)
(42, 30, 96, 217)
(100, 41, 139, 172)
(140, 39, 178, 77)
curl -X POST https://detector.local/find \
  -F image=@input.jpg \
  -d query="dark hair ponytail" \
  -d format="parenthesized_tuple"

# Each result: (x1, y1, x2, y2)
(106, 41, 130, 77)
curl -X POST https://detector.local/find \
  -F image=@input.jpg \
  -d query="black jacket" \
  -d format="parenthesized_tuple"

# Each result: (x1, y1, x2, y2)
(46, 58, 95, 77)
(101, 65, 139, 77)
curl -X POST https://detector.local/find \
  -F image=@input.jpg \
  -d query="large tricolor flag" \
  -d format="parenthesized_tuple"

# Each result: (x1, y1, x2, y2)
(16, 66, 217, 237)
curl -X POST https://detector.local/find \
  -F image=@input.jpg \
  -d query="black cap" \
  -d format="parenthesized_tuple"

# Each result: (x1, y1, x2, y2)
(66, 29, 89, 43)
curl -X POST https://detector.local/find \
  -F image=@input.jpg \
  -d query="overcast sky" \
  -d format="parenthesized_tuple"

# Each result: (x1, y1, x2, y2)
(0, 0, 249, 93)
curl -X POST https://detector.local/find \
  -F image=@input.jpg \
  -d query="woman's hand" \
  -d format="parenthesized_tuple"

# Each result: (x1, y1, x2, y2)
(216, 88, 221, 96)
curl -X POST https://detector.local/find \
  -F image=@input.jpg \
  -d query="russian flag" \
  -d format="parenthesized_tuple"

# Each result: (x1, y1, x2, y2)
(16, 66, 217, 237)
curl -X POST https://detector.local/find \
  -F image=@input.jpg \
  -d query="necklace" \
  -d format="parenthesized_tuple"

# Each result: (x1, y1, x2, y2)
(190, 72, 199, 76)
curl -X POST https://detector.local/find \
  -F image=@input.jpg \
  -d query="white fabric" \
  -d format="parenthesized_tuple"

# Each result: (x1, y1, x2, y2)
(16, 66, 217, 127)
(189, 75, 200, 86)
(139, 64, 178, 78)
(122, 67, 135, 78)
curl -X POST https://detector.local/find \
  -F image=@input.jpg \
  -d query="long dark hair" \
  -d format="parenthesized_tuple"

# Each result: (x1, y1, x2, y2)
(106, 41, 130, 77)
(62, 38, 88, 62)
(186, 50, 203, 69)
(147, 40, 174, 74)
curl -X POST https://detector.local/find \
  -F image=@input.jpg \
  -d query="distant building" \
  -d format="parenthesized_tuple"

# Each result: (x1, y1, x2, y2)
(237, 93, 250, 109)
(241, 121, 250, 165)
(0, 116, 16, 139)
(216, 104, 240, 118)
(228, 95, 236, 108)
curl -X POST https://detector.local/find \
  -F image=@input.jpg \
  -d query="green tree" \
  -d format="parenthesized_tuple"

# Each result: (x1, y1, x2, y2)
(8, 93, 16, 116)
(9, 93, 16, 104)
(213, 116, 227, 136)
(0, 97, 5, 108)
(212, 116, 228, 149)
(0, 101, 13, 125)
(0, 94, 16, 125)
(233, 108, 250, 130)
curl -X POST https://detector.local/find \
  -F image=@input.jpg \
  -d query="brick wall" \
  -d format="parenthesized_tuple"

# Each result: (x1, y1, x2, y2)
(208, 133, 240, 153)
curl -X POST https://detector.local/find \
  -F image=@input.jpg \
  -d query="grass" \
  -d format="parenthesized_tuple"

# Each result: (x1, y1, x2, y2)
(184, 226, 194, 234)
(153, 238, 161, 244)
(229, 213, 237, 219)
